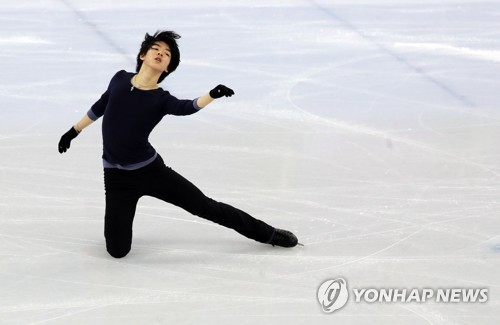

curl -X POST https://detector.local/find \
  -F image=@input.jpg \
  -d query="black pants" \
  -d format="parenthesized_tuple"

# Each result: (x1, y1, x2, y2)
(103, 155, 275, 258)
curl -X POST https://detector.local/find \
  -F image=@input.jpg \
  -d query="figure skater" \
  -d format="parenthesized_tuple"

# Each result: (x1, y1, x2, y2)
(58, 31, 298, 258)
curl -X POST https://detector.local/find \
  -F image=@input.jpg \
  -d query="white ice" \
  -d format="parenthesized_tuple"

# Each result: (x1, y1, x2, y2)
(1, 0, 499, 324)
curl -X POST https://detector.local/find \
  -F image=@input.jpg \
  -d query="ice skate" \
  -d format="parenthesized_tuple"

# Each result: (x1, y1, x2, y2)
(268, 228, 300, 247)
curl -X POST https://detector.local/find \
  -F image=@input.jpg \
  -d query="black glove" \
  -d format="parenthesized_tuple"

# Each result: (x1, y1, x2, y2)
(58, 127, 79, 153)
(209, 85, 235, 99)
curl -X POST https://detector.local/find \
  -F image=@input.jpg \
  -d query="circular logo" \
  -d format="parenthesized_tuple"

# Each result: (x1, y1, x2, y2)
(317, 278, 349, 313)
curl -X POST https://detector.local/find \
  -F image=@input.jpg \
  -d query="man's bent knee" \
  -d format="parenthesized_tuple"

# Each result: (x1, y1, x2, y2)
(106, 244, 131, 258)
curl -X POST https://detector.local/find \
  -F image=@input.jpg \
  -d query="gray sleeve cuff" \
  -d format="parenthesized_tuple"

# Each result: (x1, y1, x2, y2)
(192, 98, 202, 111)
(87, 109, 99, 121)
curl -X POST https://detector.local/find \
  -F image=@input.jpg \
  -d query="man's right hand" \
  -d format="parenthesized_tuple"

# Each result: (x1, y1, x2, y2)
(58, 127, 80, 153)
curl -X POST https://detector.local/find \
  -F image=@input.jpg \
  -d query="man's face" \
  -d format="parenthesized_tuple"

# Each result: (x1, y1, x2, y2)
(140, 41, 171, 73)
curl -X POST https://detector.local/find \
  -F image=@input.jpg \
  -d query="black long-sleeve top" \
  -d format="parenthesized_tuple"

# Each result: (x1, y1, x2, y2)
(87, 70, 201, 170)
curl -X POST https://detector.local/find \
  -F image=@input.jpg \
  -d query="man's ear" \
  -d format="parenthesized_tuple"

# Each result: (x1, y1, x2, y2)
(139, 53, 145, 61)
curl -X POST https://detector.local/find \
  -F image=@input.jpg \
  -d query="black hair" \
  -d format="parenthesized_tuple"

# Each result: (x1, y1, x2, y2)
(136, 30, 181, 83)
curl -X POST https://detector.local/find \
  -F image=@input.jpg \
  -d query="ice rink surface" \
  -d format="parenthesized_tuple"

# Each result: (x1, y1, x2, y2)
(1, 0, 499, 324)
